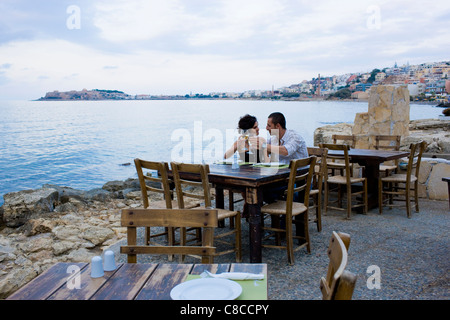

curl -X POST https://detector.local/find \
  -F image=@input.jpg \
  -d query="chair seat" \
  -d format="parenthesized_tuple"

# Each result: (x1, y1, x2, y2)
(327, 161, 346, 168)
(381, 174, 417, 183)
(380, 164, 397, 171)
(261, 200, 308, 216)
(149, 199, 201, 209)
(197, 206, 239, 220)
(327, 175, 365, 185)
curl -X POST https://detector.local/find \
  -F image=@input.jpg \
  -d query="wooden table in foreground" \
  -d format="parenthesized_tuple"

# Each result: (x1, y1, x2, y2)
(326, 148, 410, 210)
(7, 262, 267, 300)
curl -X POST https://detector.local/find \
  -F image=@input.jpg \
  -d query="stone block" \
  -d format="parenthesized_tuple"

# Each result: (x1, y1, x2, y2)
(427, 163, 450, 200)
(418, 161, 432, 184)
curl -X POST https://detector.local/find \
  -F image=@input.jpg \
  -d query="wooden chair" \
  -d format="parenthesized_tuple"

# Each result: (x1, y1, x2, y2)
(260, 156, 316, 265)
(328, 134, 356, 176)
(332, 134, 356, 148)
(120, 208, 217, 264)
(320, 143, 368, 219)
(320, 231, 357, 300)
(378, 141, 426, 218)
(374, 135, 401, 176)
(134, 158, 200, 246)
(170, 162, 242, 262)
(307, 147, 328, 232)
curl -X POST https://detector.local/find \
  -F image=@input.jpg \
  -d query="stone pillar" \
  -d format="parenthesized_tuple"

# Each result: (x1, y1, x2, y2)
(353, 85, 410, 149)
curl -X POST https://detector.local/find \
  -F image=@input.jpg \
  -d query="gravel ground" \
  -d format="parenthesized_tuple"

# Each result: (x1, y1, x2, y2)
(113, 198, 449, 300)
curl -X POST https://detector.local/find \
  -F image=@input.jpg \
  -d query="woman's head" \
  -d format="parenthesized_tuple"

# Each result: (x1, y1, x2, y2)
(238, 114, 259, 135)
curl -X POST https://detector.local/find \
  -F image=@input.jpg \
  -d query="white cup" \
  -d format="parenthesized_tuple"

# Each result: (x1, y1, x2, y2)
(90, 256, 104, 278)
(103, 250, 117, 271)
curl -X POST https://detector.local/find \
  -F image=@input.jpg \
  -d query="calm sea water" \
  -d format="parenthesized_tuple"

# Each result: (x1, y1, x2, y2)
(0, 99, 443, 205)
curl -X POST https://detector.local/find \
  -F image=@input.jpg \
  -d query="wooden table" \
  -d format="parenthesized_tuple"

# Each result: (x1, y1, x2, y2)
(327, 148, 410, 210)
(208, 164, 301, 263)
(168, 163, 298, 263)
(7, 262, 267, 300)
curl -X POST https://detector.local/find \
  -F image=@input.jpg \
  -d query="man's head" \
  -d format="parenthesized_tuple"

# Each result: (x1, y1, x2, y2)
(266, 112, 286, 135)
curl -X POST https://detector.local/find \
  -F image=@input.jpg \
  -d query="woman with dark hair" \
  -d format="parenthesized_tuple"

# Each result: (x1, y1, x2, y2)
(224, 114, 268, 163)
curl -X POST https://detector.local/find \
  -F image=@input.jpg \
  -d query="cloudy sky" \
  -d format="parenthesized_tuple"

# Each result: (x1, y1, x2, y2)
(0, 0, 449, 100)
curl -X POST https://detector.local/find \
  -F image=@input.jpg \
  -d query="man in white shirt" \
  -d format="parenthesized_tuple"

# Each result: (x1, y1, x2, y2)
(266, 112, 308, 164)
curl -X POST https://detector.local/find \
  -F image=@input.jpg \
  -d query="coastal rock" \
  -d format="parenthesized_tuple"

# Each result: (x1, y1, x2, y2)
(2, 188, 59, 227)
(313, 123, 353, 146)
(0, 181, 147, 299)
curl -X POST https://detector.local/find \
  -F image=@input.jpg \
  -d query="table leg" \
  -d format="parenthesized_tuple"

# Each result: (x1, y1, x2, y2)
(359, 160, 381, 210)
(215, 186, 225, 227)
(246, 187, 263, 263)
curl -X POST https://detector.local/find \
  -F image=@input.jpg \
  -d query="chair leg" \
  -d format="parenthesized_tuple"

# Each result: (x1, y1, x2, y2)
(235, 213, 242, 262)
(286, 221, 294, 265)
(414, 181, 419, 212)
(405, 184, 411, 218)
(316, 192, 322, 232)
(346, 184, 352, 220)
(304, 212, 311, 253)
(324, 181, 329, 214)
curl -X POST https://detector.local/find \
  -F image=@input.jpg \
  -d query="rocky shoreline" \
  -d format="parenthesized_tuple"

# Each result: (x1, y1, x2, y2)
(0, 179, 147, 299)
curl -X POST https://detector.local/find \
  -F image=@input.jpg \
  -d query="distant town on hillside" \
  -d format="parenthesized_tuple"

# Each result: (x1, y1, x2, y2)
(38, 60, 450, 103)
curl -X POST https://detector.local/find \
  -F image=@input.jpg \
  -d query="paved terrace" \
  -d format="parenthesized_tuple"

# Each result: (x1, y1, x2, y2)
(114, 198, 449, 300)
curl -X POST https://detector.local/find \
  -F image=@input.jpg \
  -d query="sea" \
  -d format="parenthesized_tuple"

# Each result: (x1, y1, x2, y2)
(0, 99, 443, 206)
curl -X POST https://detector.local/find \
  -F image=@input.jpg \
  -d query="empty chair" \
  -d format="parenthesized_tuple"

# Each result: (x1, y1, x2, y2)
(378, 141, 426, 218)
(307, 147, 328, 232)
(260, 156, 316, 265)
(328, 134, 356, 176)
(320, 231, 357, 300)
(170, 162, 242, 262)
(374, 135, 401, 176)
(332, 134, 356, 148)
(134, 158, 199, 246)
(120, 208, 217, 264)
(320, 143, 368, 219)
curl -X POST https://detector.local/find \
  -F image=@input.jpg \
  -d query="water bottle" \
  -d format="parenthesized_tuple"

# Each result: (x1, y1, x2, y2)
(232, 153, 239, 169)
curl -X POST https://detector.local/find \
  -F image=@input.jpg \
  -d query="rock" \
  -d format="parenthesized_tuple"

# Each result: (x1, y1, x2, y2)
(80, 226, 115, 246)
(84, 188, 113, 202)
(427, 163, 450, 200)
(23, 218, 55, 236)
(313, 123, 353, 146)
(2, 188, 59, 227)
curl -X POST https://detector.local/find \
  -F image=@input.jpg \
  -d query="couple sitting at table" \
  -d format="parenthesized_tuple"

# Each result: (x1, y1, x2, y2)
(224, 112, 308, 165)
(224, 112, 309, 215)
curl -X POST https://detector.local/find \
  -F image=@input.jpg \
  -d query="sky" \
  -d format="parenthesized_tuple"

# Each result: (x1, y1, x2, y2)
(0, 0, 449, 100)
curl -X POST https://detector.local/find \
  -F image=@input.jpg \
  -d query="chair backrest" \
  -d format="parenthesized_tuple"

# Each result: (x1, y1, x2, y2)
(319, 143, 351, 179)
(307, 147, 328, 191)
(170, 162, 212, 208)
(374, 135, 401, 151)
(406, 141, 427, 180)
(284, 156, 316, 214)
(332, 134, 356, 149)
(320, 231, 357, 300)
(134, 159, 173, 209)
(120, 208, 218, 263)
